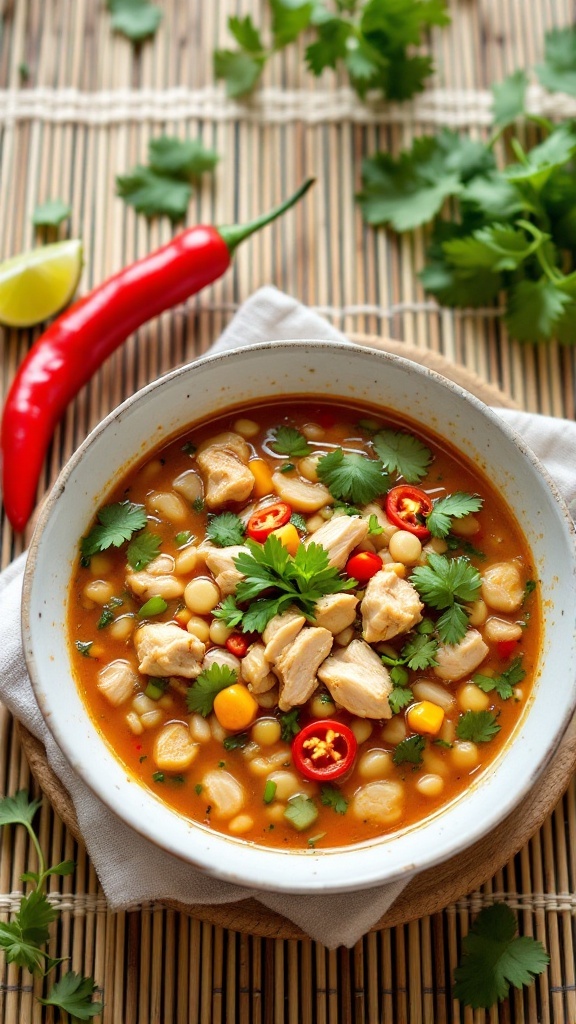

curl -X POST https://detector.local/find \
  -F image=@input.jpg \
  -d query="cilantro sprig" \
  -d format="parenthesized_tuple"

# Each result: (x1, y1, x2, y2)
(426, 492, 483, 539)
(392, 734, 425, 766)
(186, 664, 238, 717)
(316, 448, 389, 504)
(214, 0, 450, 103)
(474, 657, 526, 700)
(214, 535, 355, 633)
(117, 134, 218, 221)
(372, 429, 433, 483)
(0, 792, 102, 1018)
(205, 511, 246, 548)
(456, 710, 501, 743)
(80, 500, 147, 562)
(410, 553, 482, 645)
(127, 530, 162, 570)
(106, 0, 162, 43)
(381, 620, 439, 674)
(269, 425, 311, 457)
(453, 903, 549, 1009)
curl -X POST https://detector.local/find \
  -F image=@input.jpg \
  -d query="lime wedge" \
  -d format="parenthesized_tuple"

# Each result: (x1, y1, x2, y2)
(0, 238, 83, 328)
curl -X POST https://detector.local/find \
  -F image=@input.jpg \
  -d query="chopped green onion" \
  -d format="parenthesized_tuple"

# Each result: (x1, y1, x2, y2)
(175, 530, 195, 547)
(280, 463, 295, 474)
(263, 780, 277, 804)
(145, 678, 168, 700)
(138, 596, 168, 619)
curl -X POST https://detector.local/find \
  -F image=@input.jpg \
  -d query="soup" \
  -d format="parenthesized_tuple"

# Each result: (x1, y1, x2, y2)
(67, 400, 539, 849)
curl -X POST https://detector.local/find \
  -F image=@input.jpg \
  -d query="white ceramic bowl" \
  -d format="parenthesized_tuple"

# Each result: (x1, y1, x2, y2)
(22, 341, 576, 894)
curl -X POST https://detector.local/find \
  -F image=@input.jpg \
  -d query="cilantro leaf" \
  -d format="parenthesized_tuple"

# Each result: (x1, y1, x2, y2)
(32, 199, 71, 228)
(127, 531, 162, 570)
(474, 657, 526, 700)
(536, 25, 576, 98)
(271, 0, 314, 48)
(39, 971, 103, 1020)
(206, 512, 246, 548)
(148, 136, 219, 179)
(401, 631, 438, 670)
(410, 553, 481, 645)
(106, 0, 162, 43)
(443, 224, 542, 275)
(453, 903, 549, 1009)
(504, 277, 571, 344)
(0, 889, 58, 971)
(185, 664, 238, 717)
(320, 784, 348, 815)
(372, 429, 432, 483)
(392, 734, 425, 766)
(214, 49, 265, 98)
(116, 165, 192, 221)
(316, 448, 388, 504)
(491, 69, 528, 128)
(269, 425, 311, 457)
(227, 14, 264, 53)
(504, 124, 576, 193)
(280, 708, 301, 741)
(80, 501, 147, 560)
(388, 683, 414, 715)
(426, 492, 483, 539)
(456, 710, 501, 743)
(0, 790, 42, 830)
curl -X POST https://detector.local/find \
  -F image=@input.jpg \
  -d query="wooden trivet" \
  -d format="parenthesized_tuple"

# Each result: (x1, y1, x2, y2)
(21, 336, 575, 941)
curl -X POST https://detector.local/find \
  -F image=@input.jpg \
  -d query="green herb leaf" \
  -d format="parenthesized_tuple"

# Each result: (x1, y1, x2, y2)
(290, 512, 308, 533)
(279, 708, 301, 742)
(0, 790, 42, 831)
(263, 779, 277, 804)
(223, 733, 248, 751)
(206, 512, 246, 548)
(320, 784, 348, 815)
(453, 903, 549, 1009)
(39, 971, 103, 1020)
(536, 25, 576, 98)
(116, 165, 192, 221)
(271, 0, 314, 48)
(284, 794, 319, 832)
(186, 664, 238, 717)
(456, 710, 501, 743)
(372, 429, 433, 483)
(32, 199, 72, 228)
(367, 513, 383, 535)
(228, 14, 264, 52)
(474, 657, 526, 700)
(393, 734, 425, 766)
(138, 596, 167, 619)
(270, 425, 312, 457)
(81, 501, 147, 560)
(106, 0, 162, 43)
(401, 631, 439, 670)
(410, 553, 481, 644)
(214, 49, 265, 98)
(213, 595, 246, 629)
(148, 136, 219, 179)
(316, 448, 388, 504)
(491, 69, 528, 128)
(75, 640, 94, 657)
(388, 684, 414, 715)
(426, 492, 483, 539)
(175, 530, 195, 547)
(504, 277, 571, 344)
(127, 531, 162, 570)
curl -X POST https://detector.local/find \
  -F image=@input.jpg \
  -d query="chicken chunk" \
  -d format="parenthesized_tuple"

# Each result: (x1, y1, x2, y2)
(242, 644, 277, 693)
(304, 515, 370, 569)
(196, 445, 254, 508)
(202, 647, 241, 675)
(196, 431, 251, 462)
(312, 593, 359, 635)
(317, 639, 392, 719)
(434, 628, 489, 682)
(271, 472, 333, 513)
(153, 722, 198, 772)
(97, 660, 138, 707)
(262, 607, 306, 661)
(275, 626, 333, 711)
(126, 554, 184, 601)
(134, 622, 205, 678)
(481, 561, 525, 613)
(361, 569, 423, 643)
(204, 544, 249, 596)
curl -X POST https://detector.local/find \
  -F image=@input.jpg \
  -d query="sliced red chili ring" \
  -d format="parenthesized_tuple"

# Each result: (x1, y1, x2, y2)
(246, 501, 292, 543)
(345, 551, 382, 582)
(496, 638, 519, 660)
(385, 485, 433, 540)
(292, 719, 357, 782)
(226, 633, 249, 657)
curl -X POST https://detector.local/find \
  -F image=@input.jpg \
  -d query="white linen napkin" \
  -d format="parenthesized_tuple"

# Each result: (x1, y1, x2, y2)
(2, 286, 576, 949)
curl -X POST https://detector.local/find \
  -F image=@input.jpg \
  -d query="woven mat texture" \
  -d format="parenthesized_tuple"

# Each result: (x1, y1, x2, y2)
(1, 1, 576, 1021)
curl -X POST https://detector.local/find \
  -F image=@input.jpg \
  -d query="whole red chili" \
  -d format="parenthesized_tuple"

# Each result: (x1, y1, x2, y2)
(292, 719, 357, 782)
(1, 179, 315, 532)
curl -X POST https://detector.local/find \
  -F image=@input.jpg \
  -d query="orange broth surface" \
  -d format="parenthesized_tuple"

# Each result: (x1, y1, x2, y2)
(67, 400, 539, 850)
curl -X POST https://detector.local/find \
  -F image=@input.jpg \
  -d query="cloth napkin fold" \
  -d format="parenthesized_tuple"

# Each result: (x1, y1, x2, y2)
(2, 285, 576, 949)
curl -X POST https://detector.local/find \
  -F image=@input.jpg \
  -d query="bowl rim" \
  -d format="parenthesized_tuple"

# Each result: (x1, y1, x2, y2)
(22, 339, 576, 894)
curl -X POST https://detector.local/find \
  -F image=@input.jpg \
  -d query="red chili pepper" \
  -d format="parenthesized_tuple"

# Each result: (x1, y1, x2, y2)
(496, 638, 519, 659)
(225, 634, 249, 658)
(345, 550, 382, 582)
(246, 501, 292, 543)
(385, 485, 433, 540)
(292, 719, 357, 782)
(1, 180, 315, 532)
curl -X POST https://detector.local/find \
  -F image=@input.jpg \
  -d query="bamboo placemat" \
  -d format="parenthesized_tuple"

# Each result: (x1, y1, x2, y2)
(2, 1, 576, 1021)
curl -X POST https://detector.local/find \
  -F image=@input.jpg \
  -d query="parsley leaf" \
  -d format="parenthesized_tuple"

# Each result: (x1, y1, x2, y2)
(0, 790, 42, 830)
(316, 448, 389, 504)
(106, 0, 162, 43)
(269, 425, 311, 457)
(393, 734, 425, 766)
(280, 708, 301, 741)
(453, 903, 549, 1009)
(32, 199, 72, 228)
(39, 972, 103, 1020)
(474, 657, 526, 700)
(81, 501, 147, 560)
(0, 890, 58, 971)
(410, 553, 481, 646)
(320, 784, 348, 815)
(206, 512, 246, 547)
(536, 25, 576, 98)
(185, 664, 238, 717)
(492, 69, 528, 128)
(213, 594, 249, 630)
(456, 710, 501, 743)
(372, 428, 432, 483)
(127, 531, 162, 570)
(426, 492, 483, 539)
